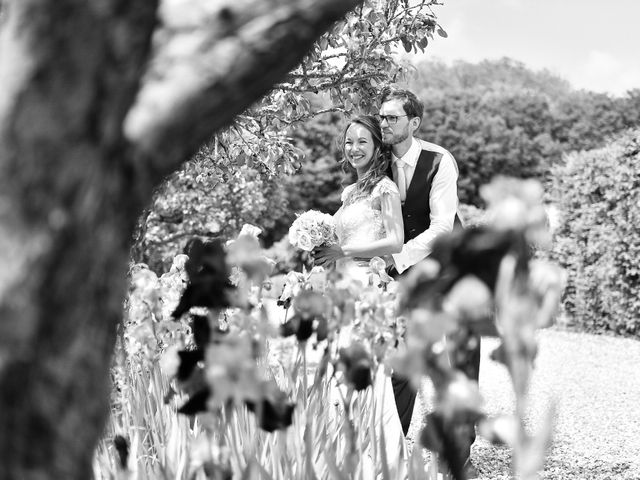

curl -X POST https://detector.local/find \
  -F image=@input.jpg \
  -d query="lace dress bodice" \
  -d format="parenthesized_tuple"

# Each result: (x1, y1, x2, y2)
(335, 177, 400, 249)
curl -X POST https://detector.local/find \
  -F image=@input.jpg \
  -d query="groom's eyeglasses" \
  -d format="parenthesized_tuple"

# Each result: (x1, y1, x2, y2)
(377, 114, 408, 125)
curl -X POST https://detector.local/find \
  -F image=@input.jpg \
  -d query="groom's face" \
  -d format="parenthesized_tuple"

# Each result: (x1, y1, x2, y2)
(379, 99, 411, 145)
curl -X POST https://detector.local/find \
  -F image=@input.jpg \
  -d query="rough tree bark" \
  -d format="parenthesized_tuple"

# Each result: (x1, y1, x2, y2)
(0, 0, 362, 477)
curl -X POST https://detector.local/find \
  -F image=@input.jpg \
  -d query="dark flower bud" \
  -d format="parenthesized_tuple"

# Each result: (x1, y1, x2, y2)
(420, 412, 469, 480)
(348, 359, 373, 391)
(338, 343, 373, 391)
(203, 461, 233, 480)
(316, 316, 329, 342)
(295, 318, 314, 342)
(276, 297, 292, 310)
(172, 239, 235, 318)
(190, 314, 211, 349)
(279, 314, 315, 342)
(280, 315, 301, 338)
(419, 415, 444, 454)
(177, 349, 205, 381)
(113, 435, 129, 469)
(178, 387, 211, 415)
(246, 384, 295, 433)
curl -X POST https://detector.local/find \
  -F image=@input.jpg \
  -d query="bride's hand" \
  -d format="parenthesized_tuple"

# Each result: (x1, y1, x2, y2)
(312, 244, 345, 266)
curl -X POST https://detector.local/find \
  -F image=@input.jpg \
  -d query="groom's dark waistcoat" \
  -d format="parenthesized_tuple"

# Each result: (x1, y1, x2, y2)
(389, 149, 461, 242)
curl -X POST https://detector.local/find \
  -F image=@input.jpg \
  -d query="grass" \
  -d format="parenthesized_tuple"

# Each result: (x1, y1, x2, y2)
(413, 327, 640, 480)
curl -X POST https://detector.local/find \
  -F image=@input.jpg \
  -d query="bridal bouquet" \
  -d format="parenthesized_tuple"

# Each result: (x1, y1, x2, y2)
(288, 210, 337, 251)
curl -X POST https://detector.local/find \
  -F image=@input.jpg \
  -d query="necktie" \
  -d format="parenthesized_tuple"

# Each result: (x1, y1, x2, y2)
(395, 159, 407, 202)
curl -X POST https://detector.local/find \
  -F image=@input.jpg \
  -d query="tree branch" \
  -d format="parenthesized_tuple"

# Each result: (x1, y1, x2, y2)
(274, 71, 384, 92)
(125, 0, 364, 184)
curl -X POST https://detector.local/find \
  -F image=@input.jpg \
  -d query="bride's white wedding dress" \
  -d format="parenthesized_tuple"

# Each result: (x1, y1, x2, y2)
(330, 177, 408, 478)
(334, 177, 399, 276)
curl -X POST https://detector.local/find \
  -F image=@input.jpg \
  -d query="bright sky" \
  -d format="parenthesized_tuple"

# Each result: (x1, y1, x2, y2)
(419, 0, 640, 96)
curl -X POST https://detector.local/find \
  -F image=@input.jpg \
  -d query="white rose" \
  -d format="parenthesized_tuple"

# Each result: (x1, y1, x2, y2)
(296, 231, 314, 251)
(308, 226, 323, 246)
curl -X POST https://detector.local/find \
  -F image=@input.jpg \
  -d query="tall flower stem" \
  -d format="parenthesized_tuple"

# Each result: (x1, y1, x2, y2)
(356, 394, 365, 480)
(370, 372, 379, 473)
(302, 341, 308, 407)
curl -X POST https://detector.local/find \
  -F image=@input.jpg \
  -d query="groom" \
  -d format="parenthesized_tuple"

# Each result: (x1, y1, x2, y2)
(379, 86, 480, 476)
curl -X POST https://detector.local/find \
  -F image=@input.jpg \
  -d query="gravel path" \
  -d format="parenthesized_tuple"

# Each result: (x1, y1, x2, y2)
(265, 295, 640, 479)
(413, 328, 640, 479)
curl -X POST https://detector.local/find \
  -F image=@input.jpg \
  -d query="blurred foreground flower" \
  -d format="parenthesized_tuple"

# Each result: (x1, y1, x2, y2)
(397, 177, 562, 479)
(226, 226, 276, 284)
(337, 343, 373, 391)
(172, 239, 236, 318)
(480, 175, 551, 249)
(205, 332, 263, 407)
(444, 275, 497, 336)
(245, 380, 295, 432)
(280, 289, 329, 342)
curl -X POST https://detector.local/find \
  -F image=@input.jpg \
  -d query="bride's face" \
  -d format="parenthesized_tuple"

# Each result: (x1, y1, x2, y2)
(344, 124, 375, 174)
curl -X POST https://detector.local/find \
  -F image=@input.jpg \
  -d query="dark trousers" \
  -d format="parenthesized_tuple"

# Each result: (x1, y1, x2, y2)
(456, 332, 481, 460)
(388, 264, 419, 436)
(389, 263, 482, 448)
(391, 335, 481, 442)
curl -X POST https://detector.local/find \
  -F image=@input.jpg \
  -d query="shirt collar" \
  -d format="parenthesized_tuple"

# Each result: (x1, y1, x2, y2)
(392, 137, 420, 167)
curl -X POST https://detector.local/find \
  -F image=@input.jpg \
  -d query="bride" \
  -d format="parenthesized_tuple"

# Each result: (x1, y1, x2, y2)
(313, 115, 407, 477)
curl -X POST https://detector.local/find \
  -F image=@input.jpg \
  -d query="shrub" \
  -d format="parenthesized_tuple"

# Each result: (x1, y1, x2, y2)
(458, 203, 486, 228)
(135, 161, 289, 274)
(551, 129, 640, 337)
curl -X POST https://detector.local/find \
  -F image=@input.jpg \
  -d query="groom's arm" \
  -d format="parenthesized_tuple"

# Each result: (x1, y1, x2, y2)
(391, 152, 459, 274)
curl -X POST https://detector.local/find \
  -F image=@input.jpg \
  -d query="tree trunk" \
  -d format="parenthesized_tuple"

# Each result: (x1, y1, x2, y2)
(0, 0, 361, 477)
(0, 1, 159, 477)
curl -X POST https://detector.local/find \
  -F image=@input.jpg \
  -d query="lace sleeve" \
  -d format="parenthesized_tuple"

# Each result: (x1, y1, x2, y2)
(371, 177, 400, 199)
(341, 184, 356, 202)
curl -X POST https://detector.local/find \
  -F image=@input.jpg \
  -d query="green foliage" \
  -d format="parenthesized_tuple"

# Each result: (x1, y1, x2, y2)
(287, 110, 347, 216)
(551, 129, 640, 337)
(183, 1, 445, 177)
(102, 177, 564, 479)
(413, 57, 573, 96)
(136, 54, 640, 274)
(137, 1, 446, 269)
(408, 58, 640, 206)
(417, 87, 562, 205)
(551, 89, 640, 152)
(136, 148, 289, 273)
(458, 203, 486, 228)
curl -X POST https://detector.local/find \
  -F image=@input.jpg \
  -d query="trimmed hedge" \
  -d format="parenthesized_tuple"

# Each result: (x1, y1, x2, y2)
(551, 129, 640, 337)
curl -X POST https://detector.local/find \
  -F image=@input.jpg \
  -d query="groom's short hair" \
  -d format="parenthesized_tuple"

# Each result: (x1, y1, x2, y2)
(380, 86, 424, 120)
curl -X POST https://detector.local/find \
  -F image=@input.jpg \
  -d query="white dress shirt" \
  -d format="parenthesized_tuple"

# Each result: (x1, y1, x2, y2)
(391, 137, 459, 273)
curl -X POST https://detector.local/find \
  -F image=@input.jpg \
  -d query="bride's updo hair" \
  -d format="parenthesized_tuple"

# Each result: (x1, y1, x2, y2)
(339, 115, 391, 199)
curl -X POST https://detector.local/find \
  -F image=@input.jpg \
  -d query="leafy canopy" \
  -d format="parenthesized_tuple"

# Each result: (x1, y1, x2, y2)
(137, 0, 448, 271)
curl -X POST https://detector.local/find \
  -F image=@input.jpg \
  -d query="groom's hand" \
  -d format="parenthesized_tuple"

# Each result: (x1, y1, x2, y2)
(381, 255, 399, 277)
(312, 245, 342, 266)
(381, 255, 394, 268)
(311, 247, 325, 266)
